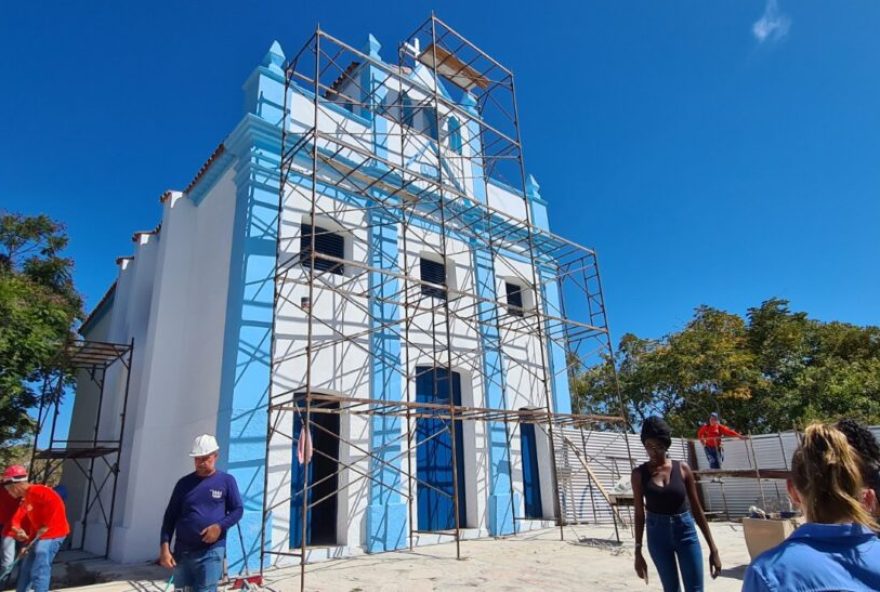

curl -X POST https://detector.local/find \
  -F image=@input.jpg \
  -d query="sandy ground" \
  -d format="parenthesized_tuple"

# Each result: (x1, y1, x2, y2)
(287, 522, 752, 592)
(59, 522, 752, 592)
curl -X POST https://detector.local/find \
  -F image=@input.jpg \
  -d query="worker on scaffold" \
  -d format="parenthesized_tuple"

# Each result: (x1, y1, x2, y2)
(697, 412, 746, 469)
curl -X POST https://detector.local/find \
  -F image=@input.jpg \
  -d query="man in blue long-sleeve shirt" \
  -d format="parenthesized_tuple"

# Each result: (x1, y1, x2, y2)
(160, 434, 243, 592)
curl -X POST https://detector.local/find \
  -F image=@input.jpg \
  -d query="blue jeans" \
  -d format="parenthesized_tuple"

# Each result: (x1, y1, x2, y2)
(704, 446, 723, 469)
(1, 535, 15, 571)
(646, 511, 704, 592)
(173, 546, 225, 592)
(16, 537, 64, 592)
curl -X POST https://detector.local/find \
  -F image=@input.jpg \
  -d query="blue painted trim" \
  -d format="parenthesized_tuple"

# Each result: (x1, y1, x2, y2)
(284, 132, 564, 261)
(365, 192, 408, 552)
(217, 112, 282, 574)
(284, 154, 547, 274)
(539, 270, 572, 414)
(472, 244, 515, 536)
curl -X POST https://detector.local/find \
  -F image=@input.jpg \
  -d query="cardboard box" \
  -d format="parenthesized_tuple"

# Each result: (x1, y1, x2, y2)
(742, 517, 801, 560)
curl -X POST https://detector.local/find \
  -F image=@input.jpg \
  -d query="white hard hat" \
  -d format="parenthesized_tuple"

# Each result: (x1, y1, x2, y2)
(189, 434, 220, 457)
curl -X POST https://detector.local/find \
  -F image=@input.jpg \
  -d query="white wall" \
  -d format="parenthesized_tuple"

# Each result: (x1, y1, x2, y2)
(72, 230, 160, 555)
(68, 168, 239, 563)
(70, 63, 554, 563)
(268, 179, 373, 564)
(267, 163, 559, 556)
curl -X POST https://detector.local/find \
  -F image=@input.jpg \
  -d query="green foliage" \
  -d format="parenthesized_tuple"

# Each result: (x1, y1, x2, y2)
(574, 298, 880, 437)
(0, 213, 83, 453)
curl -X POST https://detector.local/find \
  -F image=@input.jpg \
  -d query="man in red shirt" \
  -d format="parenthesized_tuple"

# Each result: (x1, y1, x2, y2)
(697, 413, 746, 469)
(0, 484, 19, 571)
(2, 466, 69, 592)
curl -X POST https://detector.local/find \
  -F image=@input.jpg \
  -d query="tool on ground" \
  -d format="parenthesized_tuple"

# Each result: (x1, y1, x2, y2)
(163, 574, 174, 592)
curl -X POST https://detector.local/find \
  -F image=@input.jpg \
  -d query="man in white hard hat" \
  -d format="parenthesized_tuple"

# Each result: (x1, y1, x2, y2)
(159, 435, 243, 592)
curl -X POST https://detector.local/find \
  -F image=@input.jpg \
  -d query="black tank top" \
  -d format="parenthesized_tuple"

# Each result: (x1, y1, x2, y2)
(640, 460, 688, 515)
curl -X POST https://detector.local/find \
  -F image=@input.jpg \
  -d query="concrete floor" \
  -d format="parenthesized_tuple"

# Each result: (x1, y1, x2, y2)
(21, 522, 754, 592)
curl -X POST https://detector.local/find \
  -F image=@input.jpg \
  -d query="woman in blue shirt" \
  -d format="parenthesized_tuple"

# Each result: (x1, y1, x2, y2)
(743, 423, 880, 592)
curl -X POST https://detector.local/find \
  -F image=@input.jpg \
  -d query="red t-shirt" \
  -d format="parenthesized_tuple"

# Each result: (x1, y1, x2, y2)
(0, 487, 21, 537)
(10, 484, 70, 540)
(697, 423, 742, 449)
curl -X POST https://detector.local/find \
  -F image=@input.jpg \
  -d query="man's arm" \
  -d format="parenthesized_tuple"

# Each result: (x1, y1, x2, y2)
(719, 425, 743, 439)
(8, 502, 28, 541)
(218, 475, 244, 532)
(159, 482, 181, 568)
(160, 483, 181, 545)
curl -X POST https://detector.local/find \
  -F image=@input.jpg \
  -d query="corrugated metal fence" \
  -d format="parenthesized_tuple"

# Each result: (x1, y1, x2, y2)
(550, 427, 689, 525)
(553, 425, 880, 524)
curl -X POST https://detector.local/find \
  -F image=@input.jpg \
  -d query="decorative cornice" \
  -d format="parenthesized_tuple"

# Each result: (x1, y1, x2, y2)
(185, 144, 226, 195)
(226, 113, 283, 157)
(131, 223, 161, 243)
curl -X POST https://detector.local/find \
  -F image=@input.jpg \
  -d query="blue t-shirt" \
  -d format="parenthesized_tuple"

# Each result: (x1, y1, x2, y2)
(742, 523, 880, 592)
(161, 470, 243, 553)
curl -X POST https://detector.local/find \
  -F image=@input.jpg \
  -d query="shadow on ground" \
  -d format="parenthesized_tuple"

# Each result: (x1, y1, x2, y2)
(719, 564, 748, 581)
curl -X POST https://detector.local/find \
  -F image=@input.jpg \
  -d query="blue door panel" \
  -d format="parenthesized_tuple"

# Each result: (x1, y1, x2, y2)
(521, 422, 543, 519)
(416, 367, 466, 531)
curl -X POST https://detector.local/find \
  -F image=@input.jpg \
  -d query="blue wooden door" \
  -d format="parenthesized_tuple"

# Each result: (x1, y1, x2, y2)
(416, 367, 466, 531)
(290, 401, 339, 548)
(520, 422, 543, 519)
(290, 408, 311, 548)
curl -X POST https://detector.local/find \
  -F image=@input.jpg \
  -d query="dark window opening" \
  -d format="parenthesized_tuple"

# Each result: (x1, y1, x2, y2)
(421, 258, 447, 299)
(301, 224, 345, 276)
(290, 396, 340, 547)
(506, 282, 524, 317)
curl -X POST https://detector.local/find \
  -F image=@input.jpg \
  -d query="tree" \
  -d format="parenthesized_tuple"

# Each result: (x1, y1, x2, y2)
(0, 213, 83, 464)
(573, 298, 880, 436)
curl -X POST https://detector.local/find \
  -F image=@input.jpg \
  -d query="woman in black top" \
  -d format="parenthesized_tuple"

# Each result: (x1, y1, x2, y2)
(631, 417, 721, 591)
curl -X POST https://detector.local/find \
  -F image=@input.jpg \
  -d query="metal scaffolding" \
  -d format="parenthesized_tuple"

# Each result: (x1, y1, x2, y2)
(29, 339, 134, 558)
(261, 15, 633, 588)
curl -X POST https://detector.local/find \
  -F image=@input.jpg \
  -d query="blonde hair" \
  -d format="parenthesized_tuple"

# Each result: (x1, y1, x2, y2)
(792, 423, 878, 529)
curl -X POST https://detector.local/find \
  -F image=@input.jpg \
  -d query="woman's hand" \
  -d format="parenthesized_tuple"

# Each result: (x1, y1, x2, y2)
(709, 547, 722, 579)
(634, 551, 649, 584)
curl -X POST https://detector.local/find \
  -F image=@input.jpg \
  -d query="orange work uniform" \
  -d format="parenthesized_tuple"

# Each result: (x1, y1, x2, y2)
(10, 484, 70, 540)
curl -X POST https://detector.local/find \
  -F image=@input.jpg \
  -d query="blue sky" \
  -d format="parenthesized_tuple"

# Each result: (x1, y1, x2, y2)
(2, 0, 878, 349)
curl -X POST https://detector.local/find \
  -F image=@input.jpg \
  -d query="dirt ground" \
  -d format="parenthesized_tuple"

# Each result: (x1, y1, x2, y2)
(59, 522, 752, 592)
(288, 522, 751, 592)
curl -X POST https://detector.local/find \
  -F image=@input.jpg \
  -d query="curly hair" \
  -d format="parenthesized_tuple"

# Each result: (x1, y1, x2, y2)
(836, 418, 880, 491)
(640, 416, 672, 450)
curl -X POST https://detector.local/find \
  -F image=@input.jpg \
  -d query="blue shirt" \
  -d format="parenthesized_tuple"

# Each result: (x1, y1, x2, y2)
(742, 523, 880, 592)
(161, 471, 243, 553)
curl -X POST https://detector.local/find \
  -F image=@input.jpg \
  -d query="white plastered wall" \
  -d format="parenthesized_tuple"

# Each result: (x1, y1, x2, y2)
(267, 179, 372, 565)
(102, 169, 237, 563)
